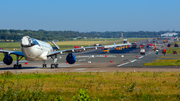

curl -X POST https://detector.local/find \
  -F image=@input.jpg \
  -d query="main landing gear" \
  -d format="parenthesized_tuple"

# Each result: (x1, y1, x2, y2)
(42, 61, 47, 68)
(42, 55, 58, 68)
(14, 55, 23, 69)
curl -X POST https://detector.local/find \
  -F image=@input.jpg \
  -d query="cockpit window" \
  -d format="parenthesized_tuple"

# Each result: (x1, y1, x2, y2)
(31, 38, 40, 46)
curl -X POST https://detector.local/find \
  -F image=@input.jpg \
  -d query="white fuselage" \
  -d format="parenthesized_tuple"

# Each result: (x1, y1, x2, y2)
(21, 36, 53, 61)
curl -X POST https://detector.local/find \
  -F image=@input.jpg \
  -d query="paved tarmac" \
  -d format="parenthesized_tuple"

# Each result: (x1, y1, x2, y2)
(0, 38, 179, 73)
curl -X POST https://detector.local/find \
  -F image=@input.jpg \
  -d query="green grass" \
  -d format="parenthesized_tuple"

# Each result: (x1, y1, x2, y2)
(0, 42, 20, 48)
(144, 59, 180, 66)
(158, 55, 180, 59)
(166, 47, 180, 54)
(1, 71, 180, 100)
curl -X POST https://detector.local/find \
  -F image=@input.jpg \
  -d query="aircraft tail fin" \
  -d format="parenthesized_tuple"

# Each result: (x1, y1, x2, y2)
(52, 41, 60, 50)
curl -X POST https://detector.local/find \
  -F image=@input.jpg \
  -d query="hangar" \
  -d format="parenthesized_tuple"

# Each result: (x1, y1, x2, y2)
(161, 32, 178, 37)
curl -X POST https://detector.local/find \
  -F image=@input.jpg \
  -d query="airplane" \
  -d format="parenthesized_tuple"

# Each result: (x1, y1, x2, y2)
(0, 36, 99, 69)
(0, 36, 134, 69)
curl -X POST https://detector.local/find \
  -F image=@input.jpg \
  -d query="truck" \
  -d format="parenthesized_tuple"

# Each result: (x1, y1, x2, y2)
(123, 39, 127, 43)
(74, 46, 82, 52)
(140, 49, 145, 55)
(116, 46, 121, 50)
(146, 43, 153, 48)
(131, 42, 137, 48)
(140, 44, 144, 48)
(104, 48, 109, 53)
(174, 37, 179, 41)
(163, 39, 168, 43)
(147, 39, 149, 42)
(174, 43, 179, 47)
(74, 46, 80, 48)
(93, 44, 99, 46)
(167, 43, 172, 47)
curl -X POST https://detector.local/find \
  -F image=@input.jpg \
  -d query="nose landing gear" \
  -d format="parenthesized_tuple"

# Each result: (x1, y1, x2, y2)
(13, 55, 23, 69)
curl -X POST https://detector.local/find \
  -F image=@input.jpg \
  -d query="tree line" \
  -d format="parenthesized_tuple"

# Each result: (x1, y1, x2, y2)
(0, 29, 179, 41)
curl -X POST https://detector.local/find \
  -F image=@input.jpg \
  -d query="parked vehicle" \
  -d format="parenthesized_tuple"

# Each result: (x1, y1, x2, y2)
(93, 44, 99, 46)
(74, 46, 82, 52)
(163, 39, 168, 43)
(104, 48, 109, 53)
(173, 51, 178, 54)
(146, 43, 153, 48)
(174, 43, 179, 47)
(167, 44, 172, 47)
(140, 44, 144, 48)
(140, 49, 145, 55)
(131, 42, 137, 48)
(116, 46, 121, 50)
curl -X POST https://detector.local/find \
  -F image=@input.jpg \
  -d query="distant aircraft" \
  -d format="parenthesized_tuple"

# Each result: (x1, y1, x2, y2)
(0, 36, 98, 69)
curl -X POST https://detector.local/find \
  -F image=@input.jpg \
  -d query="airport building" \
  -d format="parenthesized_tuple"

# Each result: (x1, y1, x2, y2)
(161, 32, 178, 37)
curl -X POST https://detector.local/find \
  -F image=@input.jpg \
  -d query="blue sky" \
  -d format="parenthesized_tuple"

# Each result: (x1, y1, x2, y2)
(0, 0, 180, 32)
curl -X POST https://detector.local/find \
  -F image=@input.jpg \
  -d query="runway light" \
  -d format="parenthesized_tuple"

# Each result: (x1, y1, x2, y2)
(121, 55, 124, 57)
(110, 61, 113, 63)
(105, 55, 107, 57)
(25, 63, 28, 65)
(66, 62, 68, 63)
(136, 55, 139, 57)
(88, 61, 91, 63)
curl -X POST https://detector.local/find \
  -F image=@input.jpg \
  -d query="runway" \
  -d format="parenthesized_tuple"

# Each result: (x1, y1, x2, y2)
(0, 38, 179, 73)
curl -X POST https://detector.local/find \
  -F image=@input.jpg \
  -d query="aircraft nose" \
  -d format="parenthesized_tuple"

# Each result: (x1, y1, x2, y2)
(21, 36, 32, 47)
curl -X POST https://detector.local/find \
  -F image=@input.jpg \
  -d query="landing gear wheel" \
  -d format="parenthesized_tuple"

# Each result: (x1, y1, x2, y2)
(42, 64, 47, 68)
(14, 64, 22, 69)
(51, 64, 55, 68)
(55, 64, 58, 68)
(14, 64, 17, 69)
(19, 64, 22, 69)
(51, 64, 58, 68)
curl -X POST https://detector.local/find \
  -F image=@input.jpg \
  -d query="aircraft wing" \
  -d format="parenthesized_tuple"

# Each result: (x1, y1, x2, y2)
(0, 50, 25, 57)
(47, 43, 132, 57)
(104, 43, 132, 48)
(47, 46, 100, 57)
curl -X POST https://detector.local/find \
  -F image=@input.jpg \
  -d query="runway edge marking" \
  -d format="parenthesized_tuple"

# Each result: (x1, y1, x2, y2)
(131, 59, 137, 63)
(139, 56, 144, 59)
(117, 62, 130, 67)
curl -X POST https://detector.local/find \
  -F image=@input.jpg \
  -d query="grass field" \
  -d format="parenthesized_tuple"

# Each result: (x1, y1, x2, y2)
(144, 59, 180, 66)
(158, 55, 180, 59)
(166, 47, 180, 54)
(1, 71, 180, 100)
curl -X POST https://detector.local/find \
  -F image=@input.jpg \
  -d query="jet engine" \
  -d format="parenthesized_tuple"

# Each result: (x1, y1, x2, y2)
(3, 55, 13, 65)
(66, 53, 76, 64)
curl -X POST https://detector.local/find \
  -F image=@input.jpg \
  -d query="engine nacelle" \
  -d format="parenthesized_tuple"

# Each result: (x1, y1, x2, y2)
(3, 55, 13, 65)
(66, 53, 76, 64)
